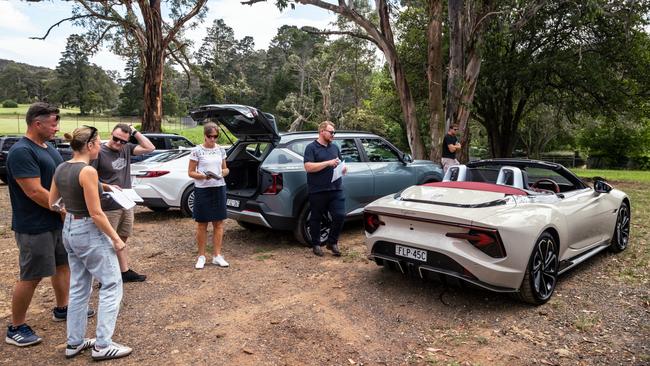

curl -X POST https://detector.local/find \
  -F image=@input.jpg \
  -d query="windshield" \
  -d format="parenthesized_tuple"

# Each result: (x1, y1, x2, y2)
(144, 150, 190, 163)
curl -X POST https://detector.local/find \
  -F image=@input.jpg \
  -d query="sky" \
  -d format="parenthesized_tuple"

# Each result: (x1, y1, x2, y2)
(0, 0, 336, 74)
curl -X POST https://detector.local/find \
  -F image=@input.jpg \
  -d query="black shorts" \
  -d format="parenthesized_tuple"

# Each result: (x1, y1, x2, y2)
(193, 186, 227, 223)
(15, 229, 67, 281)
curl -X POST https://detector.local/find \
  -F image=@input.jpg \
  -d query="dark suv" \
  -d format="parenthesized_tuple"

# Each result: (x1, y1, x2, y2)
(190, 104, 444, 245)
(0, 135, 72, 183)
(129, 133, 195, 163)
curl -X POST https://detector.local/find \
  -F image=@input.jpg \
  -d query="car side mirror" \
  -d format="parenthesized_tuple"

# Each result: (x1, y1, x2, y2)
(402, 153, 413, 164)
(594, 179, 612, 194)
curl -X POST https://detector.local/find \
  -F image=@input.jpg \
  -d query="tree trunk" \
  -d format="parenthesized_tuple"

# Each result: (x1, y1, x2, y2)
(141, 0, 164, 132)
(427, 0, 445, 162)
(445, 0, 463, 131)
(387, 53, 426, 159)
(455, 51, 482, 163)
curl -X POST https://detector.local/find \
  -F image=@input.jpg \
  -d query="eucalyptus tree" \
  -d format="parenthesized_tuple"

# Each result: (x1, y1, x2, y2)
(33, 0, 209, 131)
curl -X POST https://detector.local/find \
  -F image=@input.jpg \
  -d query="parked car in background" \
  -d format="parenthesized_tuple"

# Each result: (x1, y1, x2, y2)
(129, 133, 195, 163)
(0, 135, 72, 183)
(363, 159, 630, 304)
(131, 150, 195, 214)
(185, 104, 443, 245)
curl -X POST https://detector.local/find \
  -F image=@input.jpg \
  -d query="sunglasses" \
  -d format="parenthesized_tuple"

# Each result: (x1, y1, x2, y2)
(206, 135, 219, 139)
(324, 130, 336, 136)
(112, 135, 129, 144)
(83, 125, 98, 144)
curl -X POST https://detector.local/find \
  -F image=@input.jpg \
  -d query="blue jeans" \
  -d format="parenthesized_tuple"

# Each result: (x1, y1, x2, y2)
(308, 190, 345, 247)
(62, 214, 123, 348)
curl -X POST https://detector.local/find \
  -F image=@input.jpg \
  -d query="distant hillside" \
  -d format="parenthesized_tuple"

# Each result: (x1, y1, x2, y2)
(0, 59, 53, 73)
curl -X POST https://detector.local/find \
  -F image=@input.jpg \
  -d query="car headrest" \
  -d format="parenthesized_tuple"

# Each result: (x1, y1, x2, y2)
(443, 165, 468, 182)
(496, 166, 525, 189)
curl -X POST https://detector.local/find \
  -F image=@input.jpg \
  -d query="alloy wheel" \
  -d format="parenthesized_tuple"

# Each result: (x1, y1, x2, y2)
(615, 204, 630, 250)
(531, 236, 558, 301)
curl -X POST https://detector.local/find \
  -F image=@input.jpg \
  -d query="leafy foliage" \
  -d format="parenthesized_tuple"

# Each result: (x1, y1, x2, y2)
(2, 100, 18, 108)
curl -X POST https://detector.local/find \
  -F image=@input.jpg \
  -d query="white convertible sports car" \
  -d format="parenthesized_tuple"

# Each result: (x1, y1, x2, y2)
(364, 159, 630, 304)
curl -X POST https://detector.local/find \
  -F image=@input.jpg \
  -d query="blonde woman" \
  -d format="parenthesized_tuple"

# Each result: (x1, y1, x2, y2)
(49, 126, 132, 360)
(188, 122, 230, 269)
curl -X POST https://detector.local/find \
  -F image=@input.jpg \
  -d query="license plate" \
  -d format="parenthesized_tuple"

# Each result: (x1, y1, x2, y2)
(226, 199, 240, 208)
(395, 245, 427, 262)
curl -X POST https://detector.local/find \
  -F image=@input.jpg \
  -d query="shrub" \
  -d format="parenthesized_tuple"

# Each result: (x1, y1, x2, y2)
(2, 100, 18, 108)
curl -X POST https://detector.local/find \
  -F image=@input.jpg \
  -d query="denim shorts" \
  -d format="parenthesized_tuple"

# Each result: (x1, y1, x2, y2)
(193, 186, 227, 222)
(15, 229, 67, 281)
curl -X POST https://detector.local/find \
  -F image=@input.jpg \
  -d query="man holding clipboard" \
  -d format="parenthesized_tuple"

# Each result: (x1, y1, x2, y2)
(303, 121, 347, 257)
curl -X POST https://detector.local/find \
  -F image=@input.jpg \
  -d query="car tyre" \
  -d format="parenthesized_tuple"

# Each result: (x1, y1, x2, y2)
(147, 206, 170, 212)
(180, 185, 195, 217)
(609, 202, 630, 253)
(516, 232, 559, 305)
(294, 203, 331, 246)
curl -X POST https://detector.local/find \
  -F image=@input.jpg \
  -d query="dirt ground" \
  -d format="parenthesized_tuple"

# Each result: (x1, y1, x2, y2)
(0, 183, 648, 365)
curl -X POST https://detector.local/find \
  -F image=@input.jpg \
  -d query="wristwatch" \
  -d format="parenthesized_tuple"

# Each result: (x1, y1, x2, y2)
(131, 130, 139, 137)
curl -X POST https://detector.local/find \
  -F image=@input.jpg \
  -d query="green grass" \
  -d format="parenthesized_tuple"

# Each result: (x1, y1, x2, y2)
(614, 182, 650, 284)
(0, 104, 81, 115)
(0, 112, 234, 145)
(574, 168, 650, 183)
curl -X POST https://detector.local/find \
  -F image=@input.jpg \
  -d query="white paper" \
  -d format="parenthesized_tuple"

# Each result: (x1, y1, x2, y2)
(121, 188, 143, 202)
(331, 161, 346, 182)
(106, 190, 136, 209)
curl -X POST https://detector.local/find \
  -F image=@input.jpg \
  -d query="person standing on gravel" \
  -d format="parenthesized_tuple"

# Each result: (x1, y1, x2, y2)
(50, 126, 132, 360)
(91, 123, 154, 283)
(303, 121, 347, 257)
(5, 103, 92, 347)
(187, 122, 230, 269)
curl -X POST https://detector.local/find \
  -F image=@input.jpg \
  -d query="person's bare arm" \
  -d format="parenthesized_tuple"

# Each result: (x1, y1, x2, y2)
(304, 159, 338, 173)
(131, 130, 155, 155)
(221, 159, 229, 177)
(188, 159, 208, 180)
(15, 177, 51, 209)
(80, 167, 125, 251)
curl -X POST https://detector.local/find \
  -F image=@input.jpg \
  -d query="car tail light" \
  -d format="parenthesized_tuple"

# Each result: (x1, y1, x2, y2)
(446, 229, 506, 258)
(263, 173, 283, 195)
(364, 212, 385, 233)
(138, 170, 170, 178)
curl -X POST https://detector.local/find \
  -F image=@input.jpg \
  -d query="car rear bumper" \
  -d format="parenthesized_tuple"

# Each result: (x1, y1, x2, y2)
(132, 184, 178, 208)
(367, 238, 523, 291)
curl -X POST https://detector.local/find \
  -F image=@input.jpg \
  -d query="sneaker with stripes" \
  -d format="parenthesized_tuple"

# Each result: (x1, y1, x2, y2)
(5, 324, 42, 347)
(91, 342, 132, 361)
(65, 338, 95, 358)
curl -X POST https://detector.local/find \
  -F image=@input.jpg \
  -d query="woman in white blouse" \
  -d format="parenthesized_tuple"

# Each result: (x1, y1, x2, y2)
(187, 122, 230, 269)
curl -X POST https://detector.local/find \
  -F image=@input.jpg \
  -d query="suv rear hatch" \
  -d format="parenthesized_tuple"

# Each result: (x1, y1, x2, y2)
(190, 104, 280, 143)
(190, 104, 281, 201)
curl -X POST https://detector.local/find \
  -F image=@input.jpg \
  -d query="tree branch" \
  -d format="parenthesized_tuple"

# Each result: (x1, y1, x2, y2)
(301, 29, 379, 47)
(164, 0, 209, 47)
(29, 15, 95, 40)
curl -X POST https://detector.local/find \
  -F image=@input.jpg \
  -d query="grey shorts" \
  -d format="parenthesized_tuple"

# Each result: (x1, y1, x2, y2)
(15, 229, 67, 281)
(104, 207, 134, 238)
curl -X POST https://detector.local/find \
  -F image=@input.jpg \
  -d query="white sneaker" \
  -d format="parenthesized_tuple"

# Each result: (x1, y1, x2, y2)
(195, 255, 206, 269)
(65, 338, 95, 358)
(212, 255, 229, 267)
(91, 342, 132, 361)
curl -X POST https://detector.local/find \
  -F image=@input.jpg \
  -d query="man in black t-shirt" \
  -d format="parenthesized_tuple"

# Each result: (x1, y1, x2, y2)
(441, 124, 461, 174)
(6, 103, 68, 346)
(303, 121, 347, 257)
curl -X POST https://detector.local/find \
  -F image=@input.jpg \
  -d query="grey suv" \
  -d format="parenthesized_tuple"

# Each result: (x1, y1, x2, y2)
(191, 104, 443, 244)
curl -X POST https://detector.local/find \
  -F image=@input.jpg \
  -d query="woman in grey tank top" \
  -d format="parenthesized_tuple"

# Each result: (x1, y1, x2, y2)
(49, 126, 132, 360)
